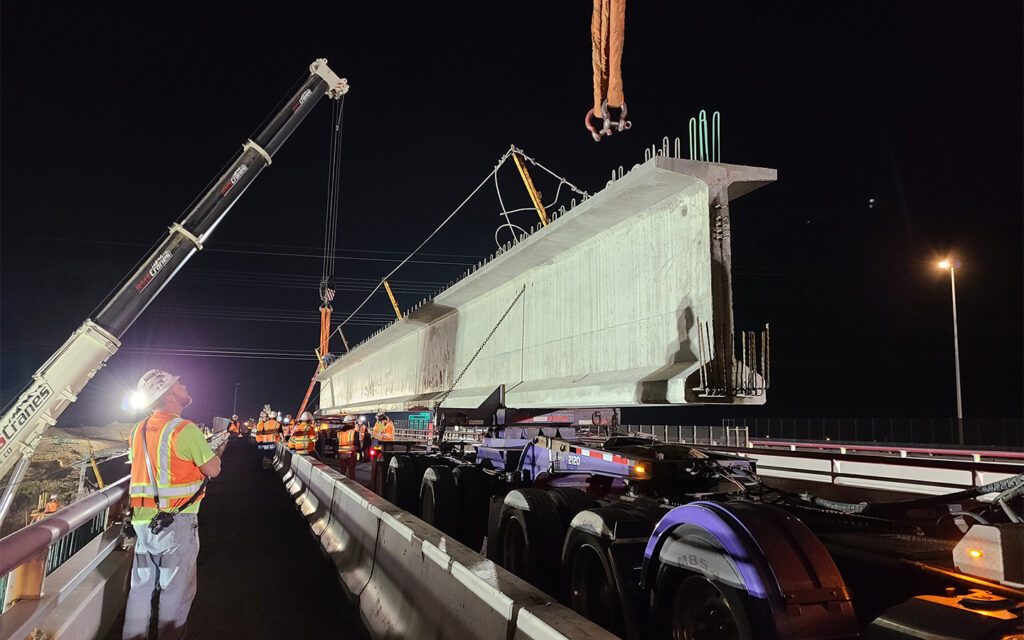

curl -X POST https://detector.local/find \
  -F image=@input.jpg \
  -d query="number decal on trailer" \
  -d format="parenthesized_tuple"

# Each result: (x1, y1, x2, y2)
(566, 454, 581, 466)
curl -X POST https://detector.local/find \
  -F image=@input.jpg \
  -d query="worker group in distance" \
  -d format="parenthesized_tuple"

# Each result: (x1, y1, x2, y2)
(235, 408, 396, 478)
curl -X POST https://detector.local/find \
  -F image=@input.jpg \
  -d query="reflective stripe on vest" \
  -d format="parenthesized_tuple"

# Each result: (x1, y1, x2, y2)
(291, 424, 317, 453)
(129, 416, 206, 509)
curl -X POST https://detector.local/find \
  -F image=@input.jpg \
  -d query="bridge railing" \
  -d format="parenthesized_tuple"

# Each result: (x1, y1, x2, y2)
(723, 416, 1023, 449)
(0, 475, 129, 620)
(0, 430, 227, 638)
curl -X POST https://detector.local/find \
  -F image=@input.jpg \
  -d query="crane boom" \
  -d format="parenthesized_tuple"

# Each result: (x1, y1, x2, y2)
(0, 59, 349, 482)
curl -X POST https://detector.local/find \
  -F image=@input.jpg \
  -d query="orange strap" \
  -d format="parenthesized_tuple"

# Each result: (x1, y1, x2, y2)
(592, 0, 625, 114)
(319, 306, 332, 356)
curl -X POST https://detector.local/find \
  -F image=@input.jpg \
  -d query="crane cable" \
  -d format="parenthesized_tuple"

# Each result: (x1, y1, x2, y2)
(301, 95, 346, 419)
(318, 94, 346, 357)
(586, 0, 631, 141)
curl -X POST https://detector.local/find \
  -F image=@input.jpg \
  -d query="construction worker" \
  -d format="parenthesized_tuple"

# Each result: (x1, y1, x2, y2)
(372, 412, 395, 443)
(290, 411, 318, 455)
(228, 415, 240, 437)
(336, 422, 358, 478)
(123, 369, 224, 640)
(43, 494, 58, 513)
(254, 410, 282, 468)
(253, 411, 267, 441)
(359, 417, 372, 460)
(282, 414, 293, 446)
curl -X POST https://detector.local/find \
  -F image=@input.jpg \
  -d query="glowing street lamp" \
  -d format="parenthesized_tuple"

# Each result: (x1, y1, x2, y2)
(938, 259, 963, 444)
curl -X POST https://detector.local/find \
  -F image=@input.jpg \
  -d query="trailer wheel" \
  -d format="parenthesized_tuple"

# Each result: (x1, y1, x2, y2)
(565, 531, 625, 636)
(665, 574, 753, 640)
(547, 487, 598, 532)
(371, 455, 387, 494)
(562, 507, 652, 639)
(497, 488, 562, 596)
(645, 502, 859, 640)
(453, 465, 488, 551)
(384, 455, 418, 514)
(420, 465, 458, 535)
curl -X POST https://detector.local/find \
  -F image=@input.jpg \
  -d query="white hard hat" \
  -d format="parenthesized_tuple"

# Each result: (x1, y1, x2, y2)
(50, 494, 57, 499)
(231, 414, 239, 421)
(268, 411, 278, 419)
(299, 411, 313, 422)
(137, 369, 179, 408)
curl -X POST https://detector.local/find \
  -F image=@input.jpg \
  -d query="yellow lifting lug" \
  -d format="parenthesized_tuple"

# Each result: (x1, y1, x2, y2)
(512, 152, 549, 227)
(383, 280, 403, 321)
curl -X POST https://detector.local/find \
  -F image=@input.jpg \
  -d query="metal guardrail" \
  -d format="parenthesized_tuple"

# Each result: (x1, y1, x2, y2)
(0, 430, 226, 617)
(721, 416, 1023, 449)
(0, 476, 128, 579)
(706, 444, 1023, 496)
(0, 475, 128, 614)
(746, 439, 1024, 463)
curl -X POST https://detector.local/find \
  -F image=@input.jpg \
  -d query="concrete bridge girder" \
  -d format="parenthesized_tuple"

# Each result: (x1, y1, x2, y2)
(318, 157, 776, 414)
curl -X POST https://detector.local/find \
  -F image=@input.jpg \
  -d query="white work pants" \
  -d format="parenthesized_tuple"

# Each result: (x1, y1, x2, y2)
(122, 513, 200, 640)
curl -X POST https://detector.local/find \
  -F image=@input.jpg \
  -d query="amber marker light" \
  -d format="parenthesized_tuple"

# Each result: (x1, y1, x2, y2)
(967, 549, 983, 559)
(634, 464, 646, 474)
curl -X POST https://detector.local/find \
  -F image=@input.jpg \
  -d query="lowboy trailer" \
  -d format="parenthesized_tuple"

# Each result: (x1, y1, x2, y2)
(369, 413, 1023, 640)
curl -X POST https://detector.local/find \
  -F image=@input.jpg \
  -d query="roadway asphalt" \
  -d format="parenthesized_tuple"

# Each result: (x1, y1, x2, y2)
(107, 436, 369, 639)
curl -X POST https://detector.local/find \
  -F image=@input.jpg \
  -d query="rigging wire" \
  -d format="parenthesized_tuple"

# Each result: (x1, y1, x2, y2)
(334, 146, 589, 347)
(336, 147, 519, 330)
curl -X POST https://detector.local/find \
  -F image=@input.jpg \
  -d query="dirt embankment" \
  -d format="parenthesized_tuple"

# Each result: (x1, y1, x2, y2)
(1, 422, 133, 538)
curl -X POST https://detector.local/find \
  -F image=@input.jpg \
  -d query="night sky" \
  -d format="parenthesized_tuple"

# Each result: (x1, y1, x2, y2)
(2, 3, 1021, 432)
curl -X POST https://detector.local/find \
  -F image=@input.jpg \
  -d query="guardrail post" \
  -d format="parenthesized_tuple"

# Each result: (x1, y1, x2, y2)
(3, 548, 48, 608)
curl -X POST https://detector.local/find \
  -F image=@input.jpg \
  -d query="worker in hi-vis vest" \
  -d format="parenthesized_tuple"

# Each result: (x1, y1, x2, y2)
(337, 421, 358, 478)
(290, 411, 318, 455)
(255, 410, 282, 468)
(372, 413, 395, 442)
(253, 411, 267, 441)
(123, 369, 224, 640)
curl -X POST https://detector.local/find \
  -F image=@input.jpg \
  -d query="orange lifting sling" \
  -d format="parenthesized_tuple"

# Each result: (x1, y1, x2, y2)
(586, 0, 631, 141)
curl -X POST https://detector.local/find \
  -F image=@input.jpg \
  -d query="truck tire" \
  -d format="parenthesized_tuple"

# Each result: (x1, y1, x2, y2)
(420, 465, 458, 535)
(646, 502, 858, 640)
(654, 570, 757, 640)
(371, 455, 387, 495)
(562, 506, 652, 640)
(547, 487, 598, 533)
(452, 464, 488, 551)
(496, 488, 562, 596)
(384, 455, 418, 514)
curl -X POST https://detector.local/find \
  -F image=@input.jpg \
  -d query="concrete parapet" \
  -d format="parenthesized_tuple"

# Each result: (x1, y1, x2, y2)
(276, 446, 617, 640)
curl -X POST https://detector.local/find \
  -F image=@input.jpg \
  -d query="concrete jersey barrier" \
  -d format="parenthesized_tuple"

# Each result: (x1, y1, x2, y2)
(274, 446, 618, 640)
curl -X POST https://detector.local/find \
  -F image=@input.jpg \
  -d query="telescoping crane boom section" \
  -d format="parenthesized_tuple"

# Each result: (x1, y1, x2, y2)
(0, 59, 349, 485)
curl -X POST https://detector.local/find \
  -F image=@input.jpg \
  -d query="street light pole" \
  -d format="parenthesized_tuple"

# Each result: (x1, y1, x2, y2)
(939, 260, 963, 445)
(233, 382, 240, 417)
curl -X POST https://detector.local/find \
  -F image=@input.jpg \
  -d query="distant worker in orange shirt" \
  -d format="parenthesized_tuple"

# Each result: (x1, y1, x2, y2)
(44, 494, 59, 513)
(228, 415, 240, 438)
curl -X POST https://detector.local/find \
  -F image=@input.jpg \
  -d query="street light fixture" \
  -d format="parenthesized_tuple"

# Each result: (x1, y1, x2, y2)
(937, 259, 963, 444)
(233, 382, 241, 417)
